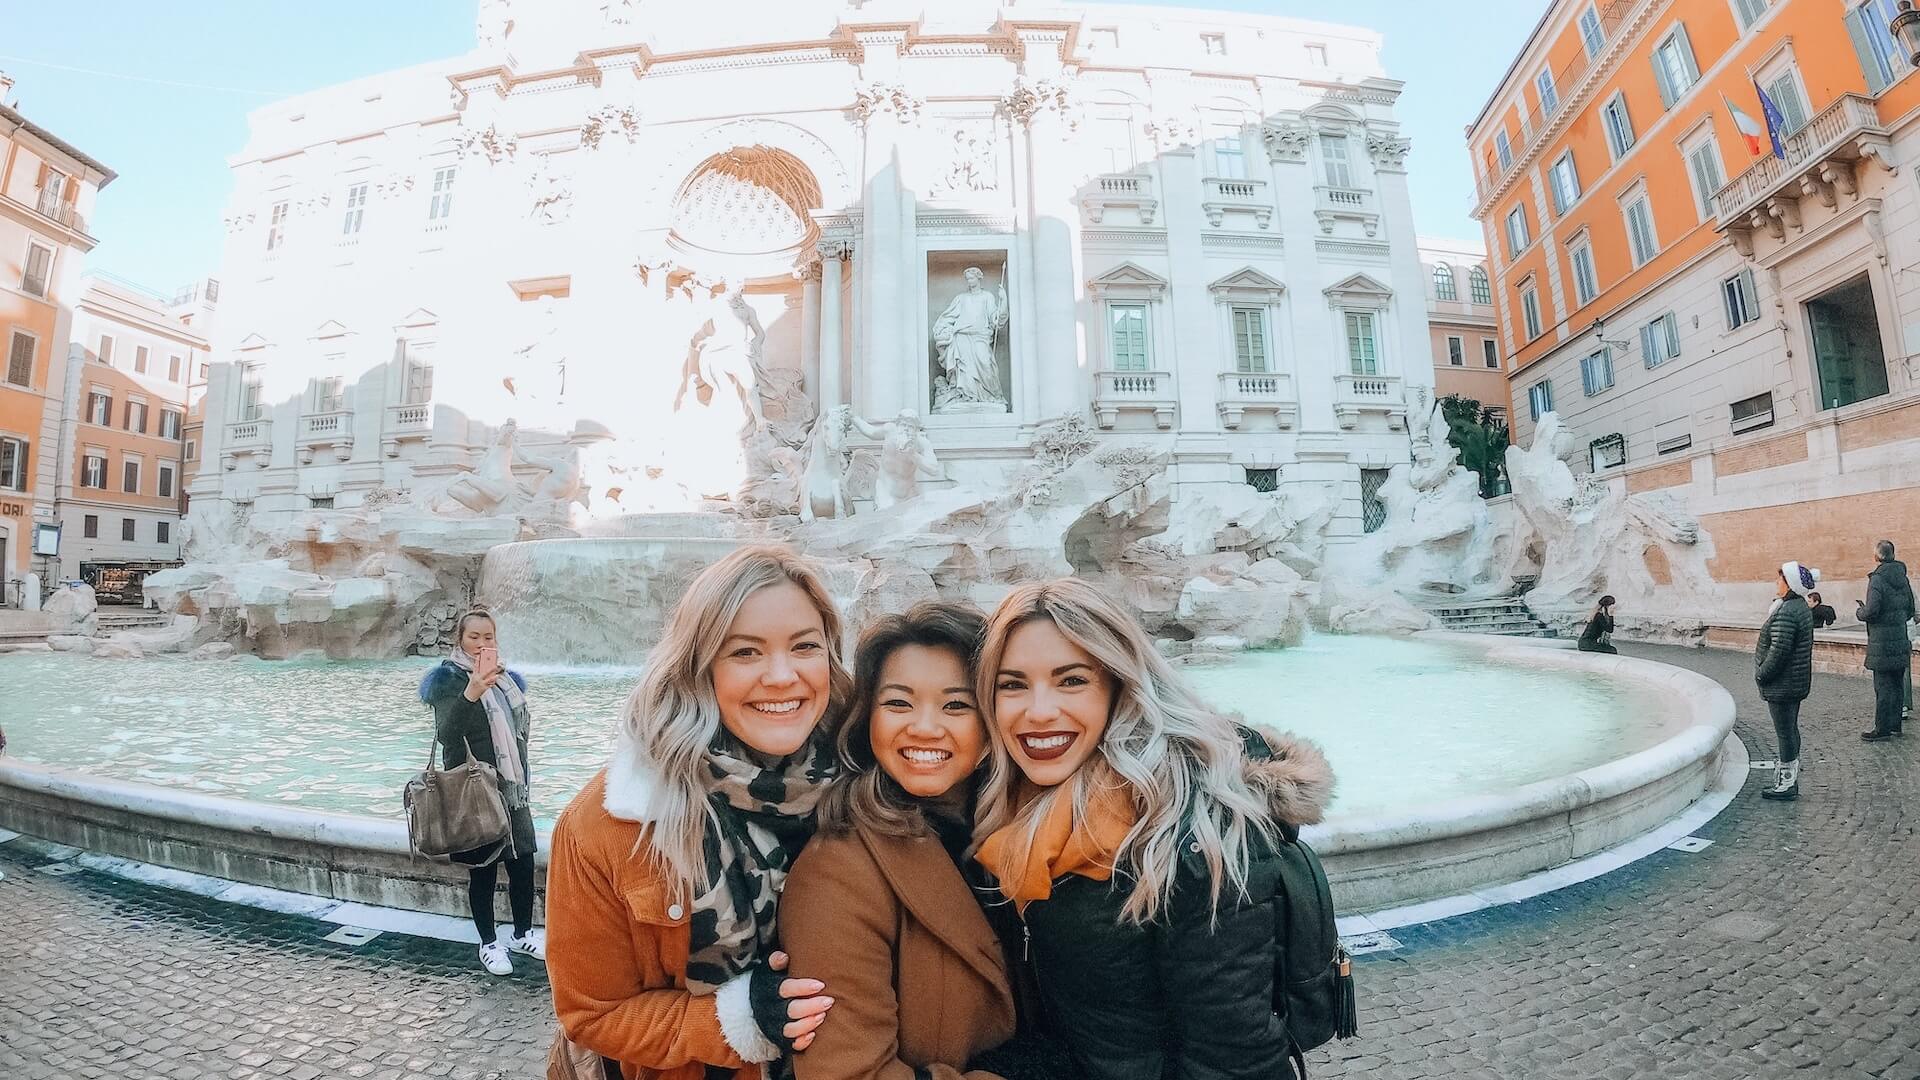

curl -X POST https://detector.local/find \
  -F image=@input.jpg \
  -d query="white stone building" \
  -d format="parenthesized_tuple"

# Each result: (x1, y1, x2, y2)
(191, 1, 1435, 545)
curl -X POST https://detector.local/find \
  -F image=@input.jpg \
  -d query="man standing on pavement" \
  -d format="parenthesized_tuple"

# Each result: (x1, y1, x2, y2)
(1858, 540, 1915, 742)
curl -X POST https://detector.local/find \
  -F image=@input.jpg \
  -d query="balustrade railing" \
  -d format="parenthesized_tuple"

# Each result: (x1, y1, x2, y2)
(1713, 93, 1885, 227)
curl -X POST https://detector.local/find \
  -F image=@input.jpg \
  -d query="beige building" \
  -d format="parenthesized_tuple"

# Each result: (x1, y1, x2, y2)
(1420, 238, 1509, 420)
(53, 274, 207, 600)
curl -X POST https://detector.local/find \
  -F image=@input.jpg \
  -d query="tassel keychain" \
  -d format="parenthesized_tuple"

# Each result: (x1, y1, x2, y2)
(1334, 946, 1359, 1039)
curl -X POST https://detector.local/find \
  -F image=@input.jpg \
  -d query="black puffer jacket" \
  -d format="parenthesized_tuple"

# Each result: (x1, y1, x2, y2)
(420, 660, 536, 863)
(1859, 560, 1915, 672)
(1755, 594, 1815, 703)
(1015, 729, 1334, 1080)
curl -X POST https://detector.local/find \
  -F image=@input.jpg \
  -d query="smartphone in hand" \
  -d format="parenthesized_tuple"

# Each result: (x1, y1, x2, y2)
(477, 646, 500, 676)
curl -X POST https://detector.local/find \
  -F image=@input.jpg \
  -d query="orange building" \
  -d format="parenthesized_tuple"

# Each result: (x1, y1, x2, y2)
(1420, 238, 1510, 422)
(0, 76, 114, 604)
(1469, 0, 1920, 616)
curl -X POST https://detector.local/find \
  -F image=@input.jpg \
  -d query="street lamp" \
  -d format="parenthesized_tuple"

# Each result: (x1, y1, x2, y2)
(1893, 0, 1920, 70)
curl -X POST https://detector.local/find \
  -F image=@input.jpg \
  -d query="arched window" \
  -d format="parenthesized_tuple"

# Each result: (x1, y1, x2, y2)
(1469, 265, 1492, 304)
(1433, 263, 1457, 301)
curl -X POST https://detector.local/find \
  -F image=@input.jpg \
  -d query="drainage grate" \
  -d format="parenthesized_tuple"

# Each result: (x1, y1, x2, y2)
(1701, 912, 1781, 943)
(1340, 931, 1403, 956)
(1667, 836, 1714, 853)
(324, 926, 384, 947)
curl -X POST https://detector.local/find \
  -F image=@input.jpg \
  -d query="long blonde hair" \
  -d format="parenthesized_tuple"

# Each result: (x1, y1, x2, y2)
(622, 544, 852, 897)
(972, 577, 1275, 923)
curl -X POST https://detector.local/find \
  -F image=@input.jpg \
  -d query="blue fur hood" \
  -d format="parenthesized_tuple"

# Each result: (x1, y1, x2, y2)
(418, 659, 526, 704)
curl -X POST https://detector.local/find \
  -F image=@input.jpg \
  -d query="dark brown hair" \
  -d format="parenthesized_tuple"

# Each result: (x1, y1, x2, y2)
(454, 607, 496, 640)
(815, 601, 988, 837)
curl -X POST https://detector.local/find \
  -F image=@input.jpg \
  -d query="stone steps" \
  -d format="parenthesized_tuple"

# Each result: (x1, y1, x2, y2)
(95, 612, 168, 632)
(1423, 597, 1556, 638)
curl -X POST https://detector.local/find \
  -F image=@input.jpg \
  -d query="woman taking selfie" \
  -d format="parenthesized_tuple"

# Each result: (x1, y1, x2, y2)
(421, 607, 543, 976)
(780, 602, 1021, 1080)
(973, 577, 1334, 1080)
(546, 545, 849, 1080)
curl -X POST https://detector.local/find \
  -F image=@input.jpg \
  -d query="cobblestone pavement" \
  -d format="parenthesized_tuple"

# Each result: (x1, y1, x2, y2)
(3, 644, 1917, 1079)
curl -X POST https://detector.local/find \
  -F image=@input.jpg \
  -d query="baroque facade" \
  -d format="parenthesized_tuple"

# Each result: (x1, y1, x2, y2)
(192, 1, 1435, 545)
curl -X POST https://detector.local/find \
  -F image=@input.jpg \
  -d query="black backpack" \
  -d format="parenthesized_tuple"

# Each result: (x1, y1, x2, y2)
(1271, 828, 1357, 1063)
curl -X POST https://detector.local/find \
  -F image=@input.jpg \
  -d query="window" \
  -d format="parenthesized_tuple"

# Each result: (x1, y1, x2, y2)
(341, 182, 368, 235)
(1245, 467, 1278, 493)
(0, 437, 25, 490)
(6, 331, 33, 387)
(1581, 348, 1615, 396)
(1201, 32, 1226, 55)
(1579, 4, 1606, 57)
(1305, 43, 1328, 67)
(1505, 206, 1531, 256)
(1641, 312, 1681, 368)
(1483, 339, 1500, 368)
(1447, 336, 1465, 366)
(1590, 433, 1627, 471)
(121, 518, 136, 542)
(1107, 303, 1149, 371)
(1469, 266, 1492, 304)
(1521, 286, 1543, 339)
(157, 521, 171, 544)
(185, 439, 197, 461)
(1763, 69, 1809, 135)
(1652, 25, 1700, 108)
(168, 354, 182, 382)
(1723, 269, 1760, 329)
(1432, 264, 1456, 301)
(1807, 274, 1892, 410)
(267, 200, 288, 251)
(404, 343, 435, 404)
(1495, 130, 1514, 170)
(87, 391, 110, 425)
(310, 495, 336, 510)
(132, 346, 149, 375)
(21, 242, 52, 298)
(1321, 134, 1354, 188)
(122, 458, 141, 494)
(159, 409, 182, 440)
(1657, 430, 1693, 455)
(1549, 153, 1581, 214)
(98, 335, 114, 365)
(1731, 391, 1775, 432)
(314, 373, 346, 414)
(1602, 94, 1635, 159)
(240, 367, 265, 421)
(1623, 194, 1658, 267)
(429, 166, 457, 221)
(1360, 468, 1390, 533)
(158, 463, 175, 499)
(1344, 312, 1379, 375)
(1570, 240, 1599, 306)
(1732, 0, 1770, 31)
(125, 400, 149, 434)
(1231, 306, 1269, 373)
(83, 514, 98, 538)
(36, 170, 66, 215)
(1528, 380, 1554, 420)
(1212, 125, 1247, 179)
(1850, 0, 1912, 93)
(1685, 137, 1725, 222)
(82, 453, 106, 489)
(1536, 69, 1559, 116)
(197, 361, 209, 381)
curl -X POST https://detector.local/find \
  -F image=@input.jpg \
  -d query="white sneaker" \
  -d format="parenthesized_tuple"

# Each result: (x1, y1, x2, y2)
(478, 940, 513, 976)
(505, 929, 546, 961)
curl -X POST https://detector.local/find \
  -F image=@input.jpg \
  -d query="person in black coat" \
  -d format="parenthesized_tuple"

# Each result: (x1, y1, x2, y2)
(1757, 562, 1819, 801)
(1577, 596, 1618, 653)
(1807, 592, 1837, 629)
(420, 608, 543, 975)
(1857, 541, 1915, 742)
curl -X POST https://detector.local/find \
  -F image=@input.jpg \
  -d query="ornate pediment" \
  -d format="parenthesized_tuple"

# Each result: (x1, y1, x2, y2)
(394, 309, 439, 332)
(1209, 267, 1286, 302)
(312, 319, 353, 340)
(1323, 272, 1393, 308)
(1087, 261, 1169, 299)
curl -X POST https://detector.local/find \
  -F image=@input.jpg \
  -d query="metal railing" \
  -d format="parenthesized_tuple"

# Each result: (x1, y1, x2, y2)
(27, 188, 87, 233)
(1713, 93, 1885, 227)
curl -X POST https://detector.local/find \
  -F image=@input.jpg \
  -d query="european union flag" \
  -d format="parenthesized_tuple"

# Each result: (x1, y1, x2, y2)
(1753, 79, 1788, 161)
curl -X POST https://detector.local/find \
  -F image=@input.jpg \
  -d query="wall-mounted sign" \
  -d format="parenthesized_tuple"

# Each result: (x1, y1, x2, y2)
(32, 522, 60, 557)
(0, 500, 25, 517)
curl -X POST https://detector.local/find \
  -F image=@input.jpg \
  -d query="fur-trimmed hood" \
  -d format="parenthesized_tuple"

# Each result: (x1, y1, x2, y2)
(417, 659, 526, 705)
(1241, 725, 1335, 829)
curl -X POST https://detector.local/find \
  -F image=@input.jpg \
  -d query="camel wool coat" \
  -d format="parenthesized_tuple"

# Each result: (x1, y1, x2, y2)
(780, 822, 1018, 1080)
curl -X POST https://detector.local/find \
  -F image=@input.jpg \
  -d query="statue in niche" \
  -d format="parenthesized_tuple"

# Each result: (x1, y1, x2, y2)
(509, 296, 567, 409)
(930, 266, 1010, 413)
(858, 409, 943, 511)
(675, 290, 767, 430)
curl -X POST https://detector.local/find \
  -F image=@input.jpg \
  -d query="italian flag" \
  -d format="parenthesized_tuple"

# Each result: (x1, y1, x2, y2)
(1724, 94, 1765, 156)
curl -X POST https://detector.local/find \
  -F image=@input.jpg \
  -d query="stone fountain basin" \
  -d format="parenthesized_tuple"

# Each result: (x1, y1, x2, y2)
(0, 634, 1735, 921)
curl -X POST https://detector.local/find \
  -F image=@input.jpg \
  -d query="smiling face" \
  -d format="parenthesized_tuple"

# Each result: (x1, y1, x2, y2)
(993, 618, 1113, 788)
(712, 581, 833, 759)
(869, 643, 985, 799)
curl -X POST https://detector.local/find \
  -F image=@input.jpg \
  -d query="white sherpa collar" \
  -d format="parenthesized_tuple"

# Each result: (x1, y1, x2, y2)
(602, 730, 669, 824)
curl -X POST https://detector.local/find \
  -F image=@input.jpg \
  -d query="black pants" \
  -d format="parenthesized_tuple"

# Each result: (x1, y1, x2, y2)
(1767, 697, 1802, 763)
(468, 851, 536, 944)
(1873, 665, 1909, 736)
(1577, 640, 1618, 654)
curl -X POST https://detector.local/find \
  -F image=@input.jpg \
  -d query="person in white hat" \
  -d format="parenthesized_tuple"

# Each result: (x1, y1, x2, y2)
(1756, 561, 1820, 801)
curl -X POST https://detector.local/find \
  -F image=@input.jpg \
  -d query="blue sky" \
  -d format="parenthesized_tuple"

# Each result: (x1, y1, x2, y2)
(0, 0, 1541, 294)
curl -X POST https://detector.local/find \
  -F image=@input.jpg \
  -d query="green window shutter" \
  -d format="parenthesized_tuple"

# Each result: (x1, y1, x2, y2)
(1846, 7, 1893, 94)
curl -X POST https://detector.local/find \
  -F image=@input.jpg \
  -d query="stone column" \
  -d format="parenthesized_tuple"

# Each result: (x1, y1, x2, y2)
(798, 259, 822, 408)
(1006, 63, 1083, 421)
(817, 242, 846, 413)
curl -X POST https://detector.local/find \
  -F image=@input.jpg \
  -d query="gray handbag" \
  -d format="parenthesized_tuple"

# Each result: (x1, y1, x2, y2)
(403, 736, 511, 860)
